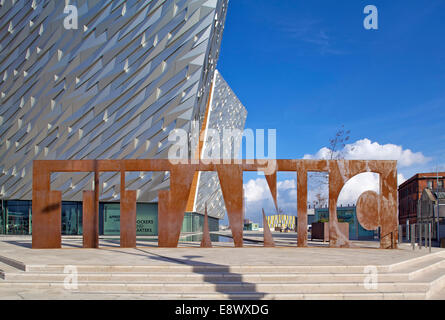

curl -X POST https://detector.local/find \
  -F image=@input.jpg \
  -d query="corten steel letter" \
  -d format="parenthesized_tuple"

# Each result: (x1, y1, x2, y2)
(262, 209, 275, 247)
(297, 167, 308, 247)
(374, 161, 398, 249)
(158, 166, 196, 247)
(32, 161, 62, 249)
(31, 159, 398, 249)
(157, 190, 169, 247)
(200, 204, 212, 248)
(121, 190, 137, 248)
(120, 168, 137, 248)
(217, 165, 244, 247)
(328, 161, 351, 247)
(82, 191, 98, 248)
(32, 190, 62, 249)
(329, 160, 398, 249)
(265, 172, 278, 211)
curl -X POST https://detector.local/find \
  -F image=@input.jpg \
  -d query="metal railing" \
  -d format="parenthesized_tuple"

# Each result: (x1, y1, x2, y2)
(398, 222, 433, 253)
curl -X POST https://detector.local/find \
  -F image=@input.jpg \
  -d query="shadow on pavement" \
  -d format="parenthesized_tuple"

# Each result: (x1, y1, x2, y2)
(98, 247, 266, 299)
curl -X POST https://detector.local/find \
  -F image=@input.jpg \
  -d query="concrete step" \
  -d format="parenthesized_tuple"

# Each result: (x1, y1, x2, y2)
(386, 251, 445, 272)
(0, 261, 23, 279)
(3, 265, 444, 297)
(21, 261, 443, 274)
(0, 280, 432, 294)
(0, 256, 26, 271)
(392, 256, 445, 276)
(19, 251, 445, 274)
(0, 272, 412, 283)
(1, 251, 444, 299)
(0, 288, 427, 300)
(430, 286, 445, 300)
(6, 256, 442, 283)
(23, 264, 384, 273)
(415, 267, 445, 299)
(65, 292, 427, 300)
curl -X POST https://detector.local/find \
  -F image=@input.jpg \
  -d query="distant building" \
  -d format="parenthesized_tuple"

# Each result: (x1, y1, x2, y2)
(243, 219, 259, 231)
(265, 214, 296, 231)
(398, 172, 445, 225)
(0, 0, 247, 238)
(419, 188, 445, 243)
(314, 205, 376, 241)
(307, 207, 316, 226)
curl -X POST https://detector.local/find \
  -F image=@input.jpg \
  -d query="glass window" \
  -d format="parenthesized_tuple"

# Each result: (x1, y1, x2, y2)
(438, 180, 444, 189)
(428, 180, 433, 189)
(0, 201, 5, 234)
(102, 203, 159, 236)
(6, 200, 31, 235)
(136, 203, 157, 236)
(181, 212, 193, 233)
(61, 202, 82, 235)
(103, 203, 120, 235)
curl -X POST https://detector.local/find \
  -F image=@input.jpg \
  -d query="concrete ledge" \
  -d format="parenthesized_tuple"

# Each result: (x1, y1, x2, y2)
(0, 255, 26, 271)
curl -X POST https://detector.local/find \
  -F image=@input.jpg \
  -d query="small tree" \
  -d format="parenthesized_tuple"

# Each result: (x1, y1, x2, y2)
(310, 125, 353, 207)
(327, 125, 352, 160)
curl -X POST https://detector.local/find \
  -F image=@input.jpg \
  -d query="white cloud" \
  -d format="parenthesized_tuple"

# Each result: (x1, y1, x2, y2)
(336, 172, 407, 206)
(304, 139, 425, 205)
(243, 178, 298, 222)
(241, 139, 427, 223)
(244, 178, 271, 203)
(303, 138, 430, 168)
(336, 172, 379, 206)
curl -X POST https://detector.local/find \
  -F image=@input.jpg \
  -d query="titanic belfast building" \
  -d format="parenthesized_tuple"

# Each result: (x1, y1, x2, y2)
(0, 0, 247, 236)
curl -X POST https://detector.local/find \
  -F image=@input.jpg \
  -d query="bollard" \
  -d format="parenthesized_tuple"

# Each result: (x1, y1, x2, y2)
(398, 225, 402, 244)
(424, 224, 428, 249)
(428, 222, 433, 253)
(411, 224, 415, 251)
(406, 220, 410, 241)
(419, 223, 422, 250)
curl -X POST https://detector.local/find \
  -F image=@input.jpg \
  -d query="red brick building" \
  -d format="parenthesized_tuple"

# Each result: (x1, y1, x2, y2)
(398, 172, 445, 225)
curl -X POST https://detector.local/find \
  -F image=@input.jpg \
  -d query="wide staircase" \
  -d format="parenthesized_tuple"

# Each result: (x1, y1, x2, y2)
(1, 251, 445, 299)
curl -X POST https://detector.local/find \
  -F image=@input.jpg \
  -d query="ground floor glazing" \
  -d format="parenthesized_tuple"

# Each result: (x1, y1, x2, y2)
(0, 200, 219, 237)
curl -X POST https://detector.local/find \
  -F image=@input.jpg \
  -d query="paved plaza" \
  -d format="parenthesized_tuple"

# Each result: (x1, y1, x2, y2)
(0, 236, 444, 300)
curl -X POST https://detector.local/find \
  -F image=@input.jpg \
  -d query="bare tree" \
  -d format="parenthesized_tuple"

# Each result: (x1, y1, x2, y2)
(309, 125, 353, 208)
(327, 125, 352, 160)
(312, 191, 328, 208)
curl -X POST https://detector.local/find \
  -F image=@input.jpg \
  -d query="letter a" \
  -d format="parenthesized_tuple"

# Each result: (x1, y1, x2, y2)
(363, 5, 378, 30)
(64, 5, 78, 30)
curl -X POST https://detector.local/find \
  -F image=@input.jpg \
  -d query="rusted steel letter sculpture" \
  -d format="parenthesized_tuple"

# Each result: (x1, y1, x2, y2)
(31, 159, 398, 249)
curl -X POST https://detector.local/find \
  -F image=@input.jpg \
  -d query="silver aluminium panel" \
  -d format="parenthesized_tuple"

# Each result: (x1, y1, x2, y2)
(0, 0, 228, 204)
(193, 70, 247, 219)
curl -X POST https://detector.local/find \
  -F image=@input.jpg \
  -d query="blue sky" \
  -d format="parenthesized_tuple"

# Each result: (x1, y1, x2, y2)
(218, 0, 445, 166)
(216, 0, 445, 223)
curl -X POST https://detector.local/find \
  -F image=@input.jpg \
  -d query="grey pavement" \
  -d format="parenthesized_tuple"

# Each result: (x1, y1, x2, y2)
(1, 236, 445, 300)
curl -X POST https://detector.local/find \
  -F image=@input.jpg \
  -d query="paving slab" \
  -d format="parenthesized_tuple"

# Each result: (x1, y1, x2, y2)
(0, 237, 444, 300)
(0, 237, 443, 268)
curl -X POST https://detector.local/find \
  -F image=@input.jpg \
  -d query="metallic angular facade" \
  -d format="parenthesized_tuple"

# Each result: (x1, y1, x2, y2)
(193, 70, 247, 219)
(0, 0, 242, 220)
